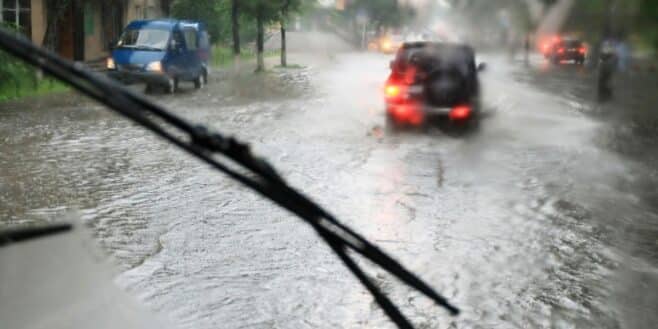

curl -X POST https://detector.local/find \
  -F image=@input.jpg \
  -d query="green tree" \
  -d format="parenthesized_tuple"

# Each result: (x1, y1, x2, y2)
(171, 0, 231, 44)
(170, 0, 259, 58)
(1, 23, 37, 96)
(344, 0, 416, 31)
(231, 0, 240, 57)
(277, 0, 308, 67)
(241, 0, 281, 72)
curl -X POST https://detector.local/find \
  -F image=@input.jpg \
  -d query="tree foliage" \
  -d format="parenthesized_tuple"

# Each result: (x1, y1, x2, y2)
(343, 0, 416, 30)
(1, 23, 37, 94)
(563, 0, 658, 46)
(170, 0, 258, 44)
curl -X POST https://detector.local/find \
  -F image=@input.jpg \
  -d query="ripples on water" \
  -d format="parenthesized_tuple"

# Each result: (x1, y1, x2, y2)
(1, 55, 657, 328)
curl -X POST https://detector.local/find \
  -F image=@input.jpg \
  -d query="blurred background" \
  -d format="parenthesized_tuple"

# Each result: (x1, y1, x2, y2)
(2, 1, 658, 329)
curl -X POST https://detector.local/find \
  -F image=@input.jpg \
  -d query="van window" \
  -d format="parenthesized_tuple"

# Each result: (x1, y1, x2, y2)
(117, 29, 170, 50)
(172, 30, 185, 50)
(183, 29, 198, 50)
(199, 31, 210, 49)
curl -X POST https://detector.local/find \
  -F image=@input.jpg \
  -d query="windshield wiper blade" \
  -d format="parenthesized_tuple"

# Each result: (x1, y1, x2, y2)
(117, 44, 161, 51)
(133, 45, 162, 51)
(0, 29, 459, 328)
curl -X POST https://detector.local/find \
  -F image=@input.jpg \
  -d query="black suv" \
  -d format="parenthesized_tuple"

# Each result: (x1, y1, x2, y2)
(384, 42, 485, 130)
(547, 39, 586, 65)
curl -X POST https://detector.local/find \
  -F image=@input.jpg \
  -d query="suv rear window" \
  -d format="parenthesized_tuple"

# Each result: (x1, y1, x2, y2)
(564, 40, 583, 48)
(395, 44, 474, 66)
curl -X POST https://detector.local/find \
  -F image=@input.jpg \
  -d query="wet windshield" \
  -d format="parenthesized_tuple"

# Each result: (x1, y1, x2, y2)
(1, 1, 658, 329)
(117, 29, 170, 50)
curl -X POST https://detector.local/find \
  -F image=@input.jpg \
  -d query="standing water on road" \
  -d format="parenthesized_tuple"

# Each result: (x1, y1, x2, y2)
(2, 2, 658, 329)
(2, 50, 657, 328)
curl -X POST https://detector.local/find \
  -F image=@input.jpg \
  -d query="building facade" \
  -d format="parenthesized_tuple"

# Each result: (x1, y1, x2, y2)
(0, 0, 170, 61)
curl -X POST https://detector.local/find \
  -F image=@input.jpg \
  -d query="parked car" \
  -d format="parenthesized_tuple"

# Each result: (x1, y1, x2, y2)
(107, 19, 211, 94)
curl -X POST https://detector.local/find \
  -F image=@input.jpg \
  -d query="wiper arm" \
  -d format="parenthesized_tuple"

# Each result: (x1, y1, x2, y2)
(0, 29, 459, 328)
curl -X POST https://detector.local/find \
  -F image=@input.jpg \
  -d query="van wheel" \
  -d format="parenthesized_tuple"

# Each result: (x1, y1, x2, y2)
(166, 77, 178, 94)
(202, 69, 208, 85)
(194, 74, 204, 89)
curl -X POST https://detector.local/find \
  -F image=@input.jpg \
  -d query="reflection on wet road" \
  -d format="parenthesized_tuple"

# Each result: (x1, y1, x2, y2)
(1, 52, 657, 328)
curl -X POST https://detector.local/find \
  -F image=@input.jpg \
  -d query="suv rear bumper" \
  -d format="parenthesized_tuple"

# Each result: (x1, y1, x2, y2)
(553, 53, 585, 61)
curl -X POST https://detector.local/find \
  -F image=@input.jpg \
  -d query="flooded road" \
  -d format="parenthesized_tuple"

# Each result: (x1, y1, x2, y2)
(1, 52, 657, 329)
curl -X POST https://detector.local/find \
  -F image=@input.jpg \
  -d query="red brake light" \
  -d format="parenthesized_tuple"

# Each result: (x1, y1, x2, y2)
(558, 48, 565, 54)
(579, 47, 586, 54)
(449, 105, 471, 120)
(390, 103, 423, 125)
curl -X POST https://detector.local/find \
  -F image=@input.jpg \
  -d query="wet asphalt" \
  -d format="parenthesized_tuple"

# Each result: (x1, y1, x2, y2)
(1, 51, 657, 329)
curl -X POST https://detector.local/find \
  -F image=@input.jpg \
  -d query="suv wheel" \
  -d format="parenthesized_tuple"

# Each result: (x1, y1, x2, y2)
(385, 114, 402, 133)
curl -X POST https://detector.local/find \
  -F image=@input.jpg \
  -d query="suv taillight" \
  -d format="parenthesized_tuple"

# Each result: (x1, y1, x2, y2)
(449, 105, 471, 120)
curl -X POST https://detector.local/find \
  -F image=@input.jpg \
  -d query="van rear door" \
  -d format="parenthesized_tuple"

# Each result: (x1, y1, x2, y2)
(181, 27, 202, 79)
(198, 30, 211, 64)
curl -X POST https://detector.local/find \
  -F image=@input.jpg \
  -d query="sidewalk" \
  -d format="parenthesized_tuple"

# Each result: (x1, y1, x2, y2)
(513, 56, 658, 205)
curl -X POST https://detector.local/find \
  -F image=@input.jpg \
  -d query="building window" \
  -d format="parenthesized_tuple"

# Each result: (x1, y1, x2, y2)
(0, 0, 31, 37)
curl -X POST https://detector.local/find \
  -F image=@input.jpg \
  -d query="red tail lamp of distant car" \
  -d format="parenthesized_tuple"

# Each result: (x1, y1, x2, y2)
(579, 47, 587, 54)
(558, 48, 565, 54)
(538, 35, 561, 53)
(449, 105, 471, 120)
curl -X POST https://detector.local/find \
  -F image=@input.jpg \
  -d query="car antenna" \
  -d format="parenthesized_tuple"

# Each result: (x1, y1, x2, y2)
(0, 29, 459, 328)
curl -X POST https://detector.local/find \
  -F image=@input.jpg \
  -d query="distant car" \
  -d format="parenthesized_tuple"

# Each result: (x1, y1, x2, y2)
(539, 35, 561, 58)
(384, 42, 485, 130)
(107, 19, 211, 94)
(380, 34, 404, 54)
(547, 39, 586, 65)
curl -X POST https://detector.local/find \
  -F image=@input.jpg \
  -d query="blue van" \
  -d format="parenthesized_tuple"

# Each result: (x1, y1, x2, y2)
(107, 19, 210, 93)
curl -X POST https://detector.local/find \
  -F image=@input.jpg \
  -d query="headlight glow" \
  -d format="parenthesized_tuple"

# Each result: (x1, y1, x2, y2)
(106, 58, 116, 70)
(146, 61, 163, 73)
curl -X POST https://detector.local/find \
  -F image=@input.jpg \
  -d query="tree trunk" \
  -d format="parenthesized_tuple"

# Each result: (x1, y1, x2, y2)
(231, 0, 240, 57)
(256, 6, 265, 72)
(280, 16, 287, 67)
(280, 1, 291, 67)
